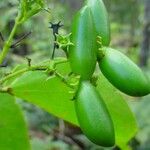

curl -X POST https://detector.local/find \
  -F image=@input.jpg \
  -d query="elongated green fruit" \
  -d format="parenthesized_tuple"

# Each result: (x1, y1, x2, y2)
(69, 6, 97, 80)
(98, 47, 150, 96)
(87, 0, 110, 46)
(75, 81, 115, 147)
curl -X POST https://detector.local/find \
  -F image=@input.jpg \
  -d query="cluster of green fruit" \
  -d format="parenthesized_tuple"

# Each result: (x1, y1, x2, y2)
(68, 0, 150, 147)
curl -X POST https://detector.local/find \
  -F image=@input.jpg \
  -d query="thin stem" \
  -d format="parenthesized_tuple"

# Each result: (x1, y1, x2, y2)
(55, 71, 74, 89)
(0, 32, 4, 42)
(10, 31, 32, 48)
(0, 17, 20, 65)
(0, 58, 68, 85)
(51, 42, 56, 59)
(53, 58, 68, 66)
(0, 65, 48, 85)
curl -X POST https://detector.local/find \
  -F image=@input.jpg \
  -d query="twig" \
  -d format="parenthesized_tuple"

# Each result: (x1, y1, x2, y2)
(55, 71, 74, 89)
(53, 129, 83, 150)
(0, 32, 4, 42)
(10, 31, 32, 48)
(49, 21, 63, 59)
(26, 57, 32, 67)
(0, 58, 70, 88)
(0, 65, 48, 85)
(0, 17, 20, 65)
(43, 8, 51, 14)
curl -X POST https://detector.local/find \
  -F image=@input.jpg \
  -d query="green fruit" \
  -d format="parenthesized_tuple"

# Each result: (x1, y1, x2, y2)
(75, 81, 115, 147)
(69, 6, 97, 80)
(98, 47, 150, 96)
(87, 0, 110, 46)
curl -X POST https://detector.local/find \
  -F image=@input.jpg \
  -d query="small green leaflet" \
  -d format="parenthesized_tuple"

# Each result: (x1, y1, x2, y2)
(0, 93, 30, 150)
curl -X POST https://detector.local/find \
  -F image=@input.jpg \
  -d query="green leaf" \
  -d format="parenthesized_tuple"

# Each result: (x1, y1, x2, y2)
(19, 0, 44, 23)
(0, 93, 30, 150)
(8, 62, 138, 149)
(97, 73, 138, 149)
(10, 71, 78, 125)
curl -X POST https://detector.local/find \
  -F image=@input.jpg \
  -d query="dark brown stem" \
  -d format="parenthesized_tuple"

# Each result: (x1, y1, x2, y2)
(10, 31, 32, 48)
(0, 32, 5, 42)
